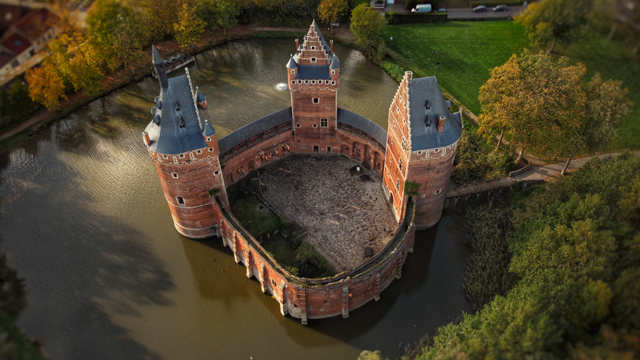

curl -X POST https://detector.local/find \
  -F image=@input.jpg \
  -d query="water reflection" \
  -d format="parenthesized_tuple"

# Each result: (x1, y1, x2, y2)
(0, 38, 470, 360)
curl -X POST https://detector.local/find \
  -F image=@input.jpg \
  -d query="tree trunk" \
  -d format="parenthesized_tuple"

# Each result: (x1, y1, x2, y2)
(608, 22, 618, 41)
(561, 154, 573, 175)
(548, 37, 558, 54)
(495, 129, 504, 151)
(515, 146, 525, 163)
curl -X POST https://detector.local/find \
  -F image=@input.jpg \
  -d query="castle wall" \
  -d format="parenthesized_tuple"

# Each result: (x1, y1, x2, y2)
(211, 191, 416, 324)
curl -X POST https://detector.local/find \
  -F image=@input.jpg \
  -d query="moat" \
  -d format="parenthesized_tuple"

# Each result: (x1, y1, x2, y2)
(0, 38, 472, 359)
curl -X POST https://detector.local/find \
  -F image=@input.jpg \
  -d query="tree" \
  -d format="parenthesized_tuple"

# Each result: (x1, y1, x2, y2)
(479, 50, 586, 163)
(25, 64, 67, 110)
(317, 0, 348, 32)
(174, 1, 207, 53)
(516, 0, 593, 53)
(197, 0, 238, 44)
(350, 3, 387, 58)
(559, 73, 632, 174)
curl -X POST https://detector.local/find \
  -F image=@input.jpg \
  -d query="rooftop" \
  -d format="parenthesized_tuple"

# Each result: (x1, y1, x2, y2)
(408, 76, 463, 150)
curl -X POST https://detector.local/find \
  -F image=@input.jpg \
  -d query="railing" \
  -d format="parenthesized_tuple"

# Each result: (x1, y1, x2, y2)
(219, 123, 292, 163)
(337, 123, 386, 152)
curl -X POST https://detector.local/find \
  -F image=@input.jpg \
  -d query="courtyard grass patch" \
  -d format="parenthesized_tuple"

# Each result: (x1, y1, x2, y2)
(229, 191, 335, 279)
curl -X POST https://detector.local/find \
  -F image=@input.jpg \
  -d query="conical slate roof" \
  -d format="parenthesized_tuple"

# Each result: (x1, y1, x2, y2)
(203, 121, 216, 136)
(286, 56, 298, 69)
(152, 45, 163, 65)
(330, 55, 340, 69)
(196, 90, 206, 103)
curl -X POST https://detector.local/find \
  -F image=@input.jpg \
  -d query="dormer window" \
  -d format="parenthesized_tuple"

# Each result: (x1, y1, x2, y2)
(175, 101, 181, 111)
(311, 57, 317, 63)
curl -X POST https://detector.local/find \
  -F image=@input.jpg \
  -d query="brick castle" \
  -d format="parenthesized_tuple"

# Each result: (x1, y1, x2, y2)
(143, 22, 462, 324)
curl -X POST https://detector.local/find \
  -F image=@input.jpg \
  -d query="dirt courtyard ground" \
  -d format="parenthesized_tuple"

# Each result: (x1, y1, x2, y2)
(260, 155, 398, 273)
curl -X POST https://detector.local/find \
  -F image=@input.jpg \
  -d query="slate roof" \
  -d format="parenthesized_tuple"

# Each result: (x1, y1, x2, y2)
(296, 65, 331, 80)
(145, 74, 207, 154)
(286, 57, 297, 69)
(337, 108, 388, 145)
(408, 76, 462, 151)
(218, 107, 293, 154)
(330, 56, 340, 69)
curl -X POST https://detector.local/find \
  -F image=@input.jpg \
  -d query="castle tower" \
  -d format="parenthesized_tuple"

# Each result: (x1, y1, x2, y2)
(287, 20, 340, 153)
(143, 45, 228, 239)
(383, 72, 462, 228)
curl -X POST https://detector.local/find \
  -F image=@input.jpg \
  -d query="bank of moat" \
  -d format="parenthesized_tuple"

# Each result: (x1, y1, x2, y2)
(142, 21, 462, 324)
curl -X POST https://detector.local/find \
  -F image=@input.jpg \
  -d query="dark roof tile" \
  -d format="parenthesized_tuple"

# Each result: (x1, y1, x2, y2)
(218, 107, 292, 154)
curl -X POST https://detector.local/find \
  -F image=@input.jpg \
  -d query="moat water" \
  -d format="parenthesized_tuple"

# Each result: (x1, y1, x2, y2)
(0, 38, 472, 359)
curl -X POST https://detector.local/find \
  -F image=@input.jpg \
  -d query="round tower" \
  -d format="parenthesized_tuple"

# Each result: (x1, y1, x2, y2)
(143, 45, 227, 239)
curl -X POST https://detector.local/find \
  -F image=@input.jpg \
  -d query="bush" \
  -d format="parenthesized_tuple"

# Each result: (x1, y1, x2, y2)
(384, 12, 447, 25)
(379, 59, 405, 81)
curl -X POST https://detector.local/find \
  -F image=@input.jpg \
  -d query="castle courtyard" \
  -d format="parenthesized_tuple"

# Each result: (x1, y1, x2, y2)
(260, 155, 398, 272)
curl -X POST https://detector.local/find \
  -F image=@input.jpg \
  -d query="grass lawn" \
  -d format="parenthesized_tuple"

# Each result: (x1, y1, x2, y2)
(383, 21, 640, 150)
(383, 21, 530, 116)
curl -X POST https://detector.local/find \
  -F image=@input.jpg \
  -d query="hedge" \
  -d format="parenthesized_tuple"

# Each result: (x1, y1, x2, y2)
(470, 1, 525, 7)
(385, 12, 448, 25)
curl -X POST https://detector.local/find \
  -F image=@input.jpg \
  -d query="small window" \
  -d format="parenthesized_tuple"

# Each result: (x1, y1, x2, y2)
(399, 159, 403, 171)
(396, 180, 400, 191)
(163, 155, 168, 159)
(179, 154, 185, 159)
(323, 300, 329, 305)
(305, 80, 309, 85)
(311, 57, 317, 63)
(321, 118, 328, 127)
(177, 196, 185, 205)
(313, 124, 317, 128)
(291, 80, 295, 84)
(291, 70, 295, 74)
(296, 123, 301, 128)
(313, 146, 319, 153)
(209, 148, 214, 152)
(311, 80, 316, 85)
(207, 137, 211, 142)
(313, 98, 319, 104)
(214, 171, 219, 176)
(172, 173, 178, 178)
(331, 81, 336, 85)
(196, 150, 202, 155)
(331, 70, 335, 74)
(311, 46, 316, 50)
(435, 189, 441, 195)
(327, 146, 332, 153)
(325, 80, 330, 84)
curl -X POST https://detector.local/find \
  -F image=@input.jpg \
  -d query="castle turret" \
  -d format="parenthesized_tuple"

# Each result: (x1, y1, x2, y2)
(383, 72, 462, 227)
(143, 50, 228, 239)
(287, 21, 340, 153)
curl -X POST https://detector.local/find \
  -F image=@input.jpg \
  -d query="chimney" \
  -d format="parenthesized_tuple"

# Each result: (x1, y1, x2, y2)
(330, 40, 334, 55)
(438, 116, 446, 133)
(295, 39, 299, 54)
(143, 132, 151, 146)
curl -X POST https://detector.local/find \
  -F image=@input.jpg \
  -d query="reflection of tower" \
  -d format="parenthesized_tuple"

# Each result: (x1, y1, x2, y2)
(383, 72, 463, 228)
(287, 20, 341, 152)
(143, 45, 228, 239)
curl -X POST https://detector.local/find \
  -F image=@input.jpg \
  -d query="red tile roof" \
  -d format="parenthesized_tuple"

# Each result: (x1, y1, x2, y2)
(0, 52, 14, 68)
(12, 8, 58, 42)
(1, 32, 31, 55)
(0, 5, 31, 31)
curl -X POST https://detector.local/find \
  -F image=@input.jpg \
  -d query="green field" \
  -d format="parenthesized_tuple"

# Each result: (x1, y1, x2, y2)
(383, 21, 640, 150)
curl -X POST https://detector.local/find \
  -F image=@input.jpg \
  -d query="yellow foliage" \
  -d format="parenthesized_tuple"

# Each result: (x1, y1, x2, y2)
(25, 64, 67, 110)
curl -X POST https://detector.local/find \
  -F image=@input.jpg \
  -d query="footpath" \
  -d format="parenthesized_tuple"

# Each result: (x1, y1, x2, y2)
(446, 151, 640, 198)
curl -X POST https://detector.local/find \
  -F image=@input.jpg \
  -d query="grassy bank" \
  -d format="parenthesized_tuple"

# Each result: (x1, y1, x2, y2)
(382, 21, 639, 150)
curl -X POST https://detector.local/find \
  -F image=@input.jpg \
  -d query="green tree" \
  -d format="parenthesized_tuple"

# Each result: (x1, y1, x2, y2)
(350, 3, 387, 59)
(559, 73, 632, 174)
(479, 50, 586, 163)
(317, 0, 348, 32)
(174, 1, 207, 53)
(197, 0, 238, 44)
(516, 0, 593, 53)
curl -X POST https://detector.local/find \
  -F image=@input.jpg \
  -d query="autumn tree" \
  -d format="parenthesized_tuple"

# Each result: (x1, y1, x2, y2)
(174, 1, 206, 53)
(479, 50, 586, 163)
(516, 0, 593, 53)
(317, 0, 348, 32)
(25, 64, 67, 110)
(350, 3, 387, 59)
(558, 73, 632, 174)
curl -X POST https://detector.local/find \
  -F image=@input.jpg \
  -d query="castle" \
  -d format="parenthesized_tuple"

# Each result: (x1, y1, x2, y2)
(143, 22, 462, 324)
